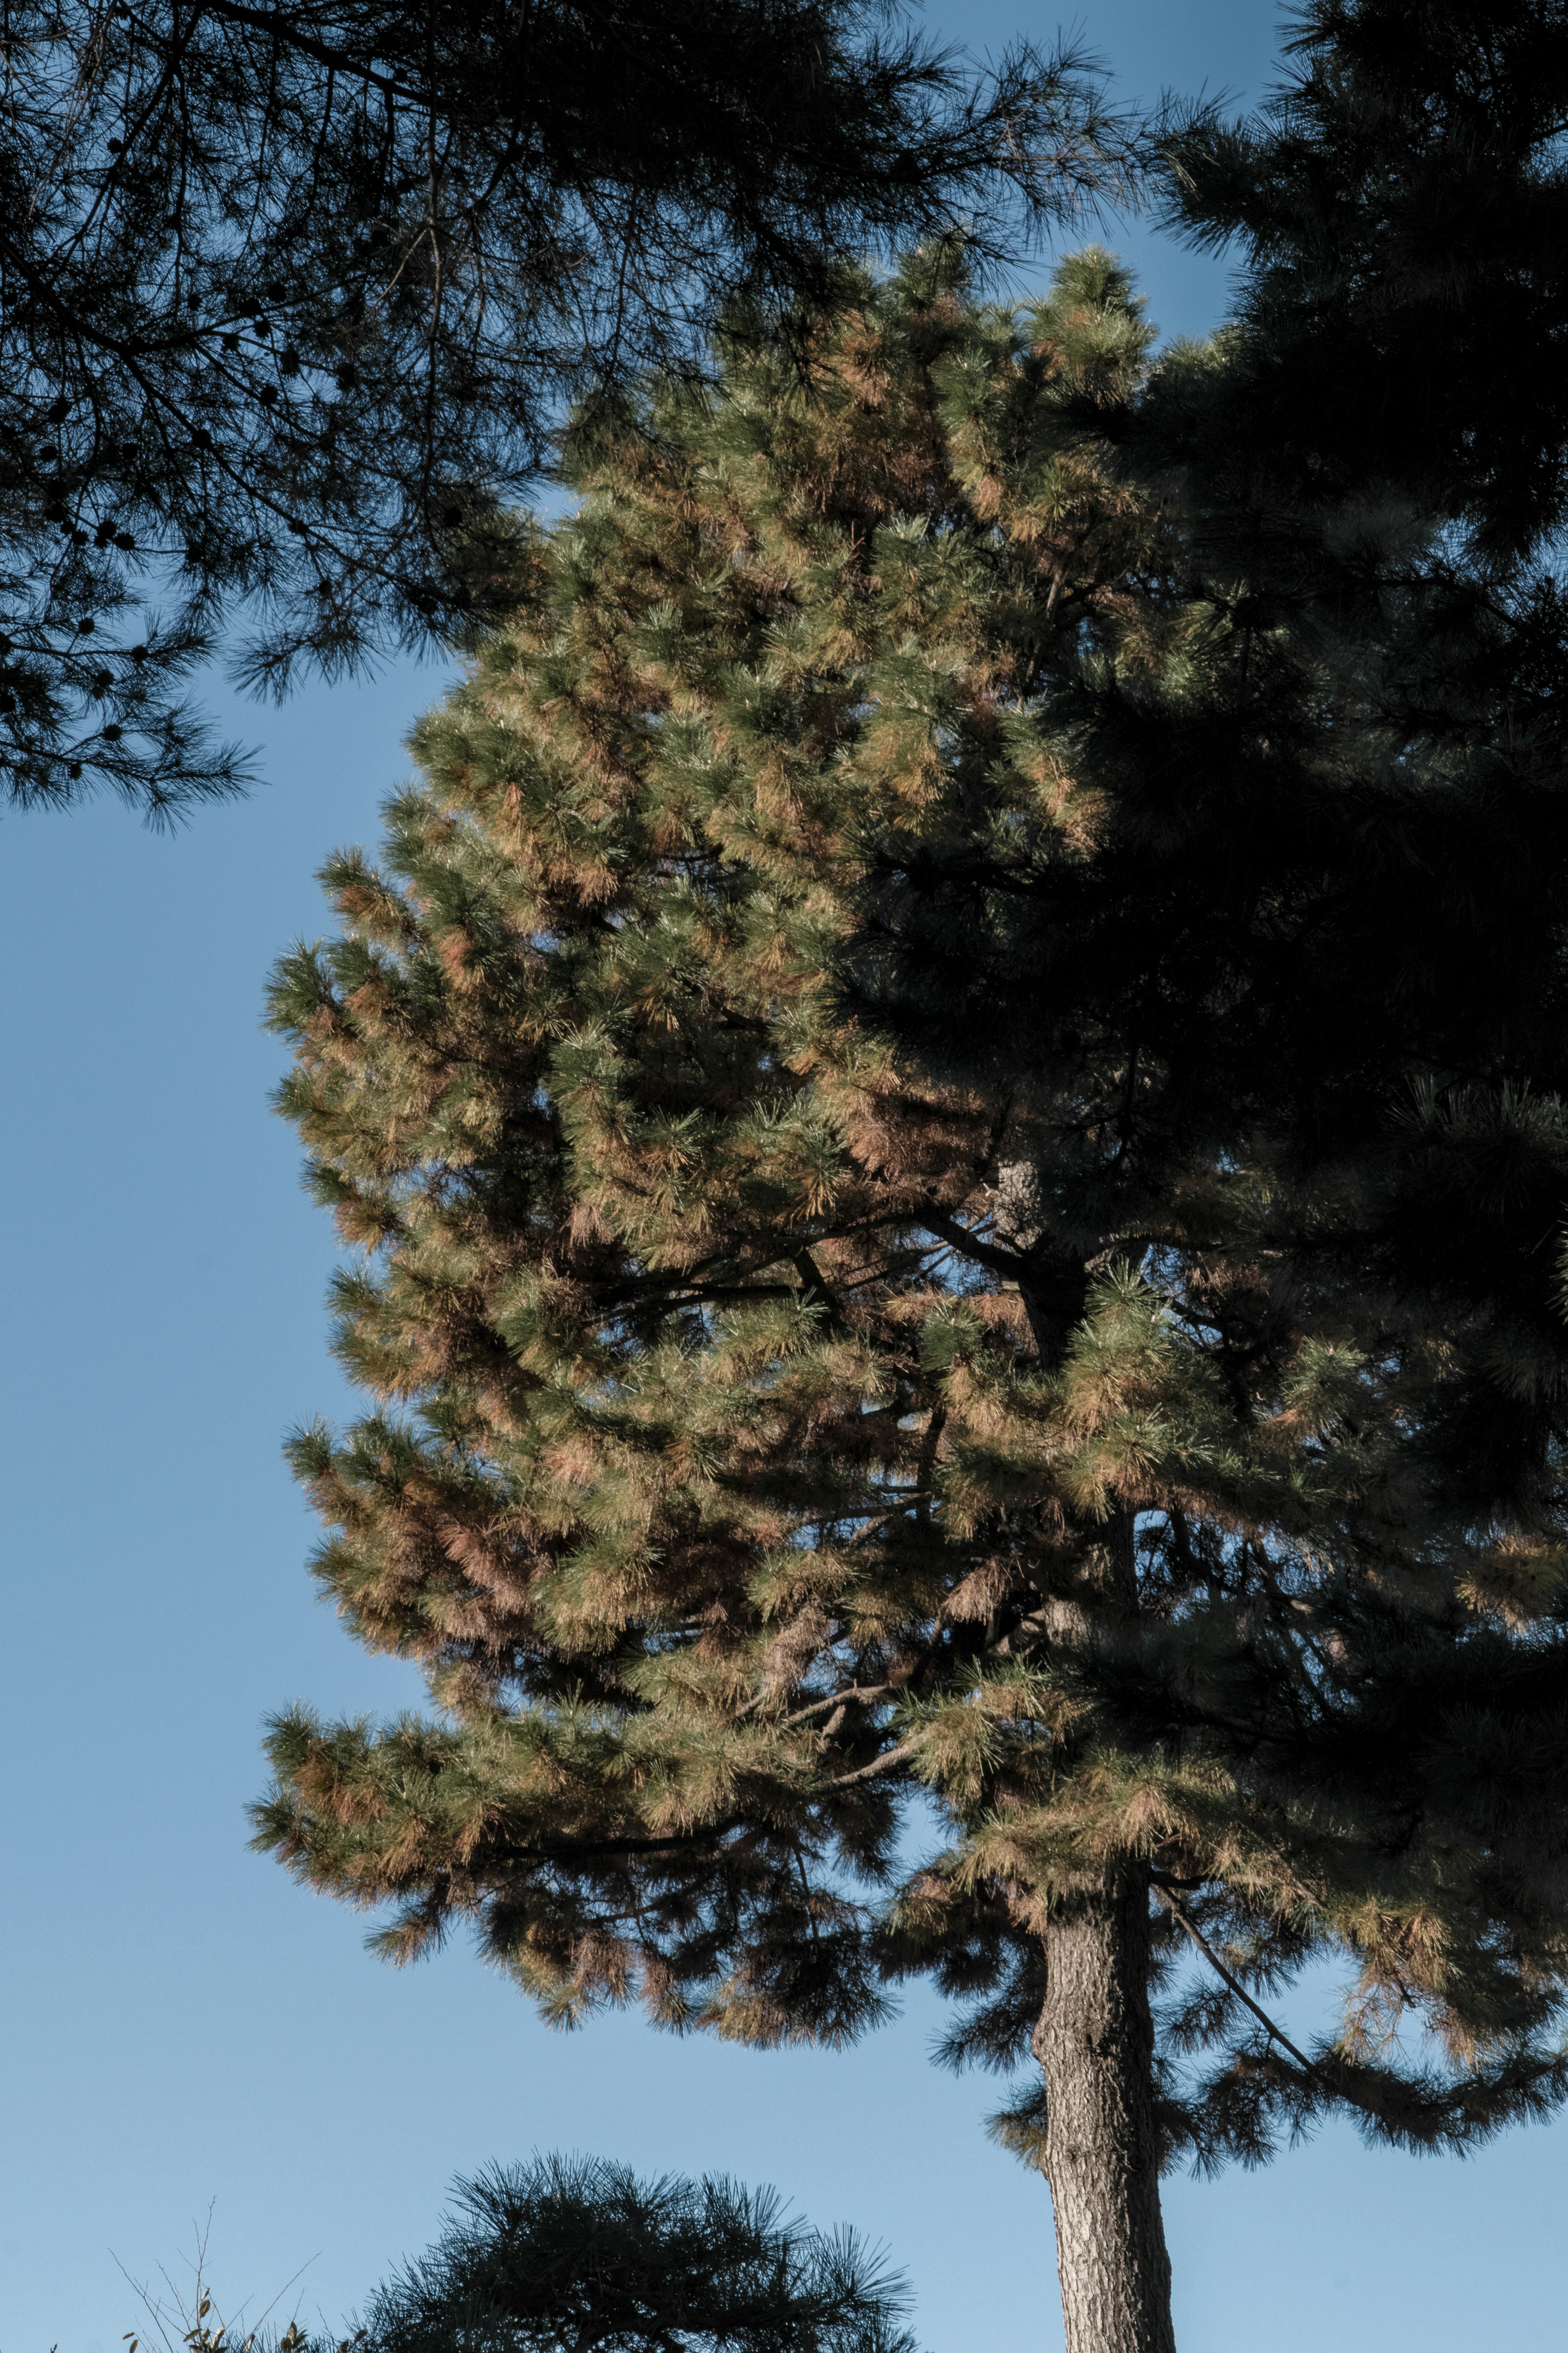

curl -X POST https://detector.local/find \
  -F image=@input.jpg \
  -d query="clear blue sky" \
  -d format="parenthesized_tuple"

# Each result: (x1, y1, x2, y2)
(4, 7, 1565, 2351)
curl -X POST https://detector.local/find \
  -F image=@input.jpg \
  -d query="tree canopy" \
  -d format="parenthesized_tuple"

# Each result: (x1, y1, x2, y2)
(254, 224, 1568, 2349)
(249, 13, 1568, 2347)
(0, 0, 1134, 819)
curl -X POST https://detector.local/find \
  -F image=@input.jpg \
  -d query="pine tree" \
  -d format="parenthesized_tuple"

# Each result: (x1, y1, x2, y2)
(0, 0, 1134, 818)
(356, 2156, 913, 2353)
(255, 247, 1568, 2353)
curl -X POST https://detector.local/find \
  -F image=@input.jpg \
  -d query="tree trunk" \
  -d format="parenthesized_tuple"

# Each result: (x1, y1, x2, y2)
(1033, 1874, 1175, 2353)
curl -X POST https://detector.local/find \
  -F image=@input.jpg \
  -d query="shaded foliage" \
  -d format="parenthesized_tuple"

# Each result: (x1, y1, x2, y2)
(1158, 0, 1568, 564)
(0, 0, 1135, 817)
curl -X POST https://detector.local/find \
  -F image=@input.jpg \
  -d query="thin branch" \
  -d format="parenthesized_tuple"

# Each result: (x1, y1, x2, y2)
(1152, 1881, 1323, 2081)
(821, 1734, 922, 1789)
(782, 1682, 893, 1728)
(920, 1206, 1030, 1283)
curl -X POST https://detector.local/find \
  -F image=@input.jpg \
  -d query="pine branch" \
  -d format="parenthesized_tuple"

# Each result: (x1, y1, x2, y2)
(1152, 1882, 1321, 2082)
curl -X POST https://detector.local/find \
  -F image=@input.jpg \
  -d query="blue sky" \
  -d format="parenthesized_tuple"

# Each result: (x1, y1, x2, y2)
(5, 7, 1566, 2351)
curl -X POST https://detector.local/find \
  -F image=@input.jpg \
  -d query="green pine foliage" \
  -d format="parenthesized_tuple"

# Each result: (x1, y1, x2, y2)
(254, 243, 1568, 2192)
(358, 2156, 914, 2353)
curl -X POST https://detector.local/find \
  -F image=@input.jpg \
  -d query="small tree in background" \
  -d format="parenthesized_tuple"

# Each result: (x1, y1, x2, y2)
(117, 2159, 906, 2353)
(255, 232, 1568, 2353)
(359, 2156, 914, 2353)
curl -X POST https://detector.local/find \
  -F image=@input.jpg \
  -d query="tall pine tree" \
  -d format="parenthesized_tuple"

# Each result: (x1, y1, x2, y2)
(256, 243, 1568, 2353)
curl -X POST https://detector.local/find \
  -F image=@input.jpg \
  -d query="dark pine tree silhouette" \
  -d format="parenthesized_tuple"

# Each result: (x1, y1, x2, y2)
(352, 2156, 915, 2353)
(0, 0, 1136, 818)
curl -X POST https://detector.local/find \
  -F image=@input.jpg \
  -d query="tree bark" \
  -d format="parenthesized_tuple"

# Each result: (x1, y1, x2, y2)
(1033, 1874, 1175, 2353)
